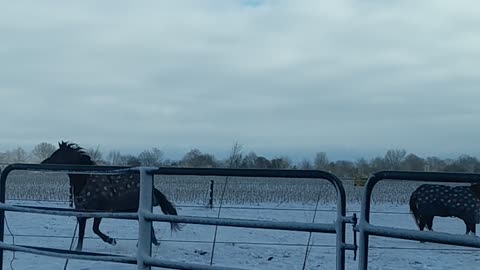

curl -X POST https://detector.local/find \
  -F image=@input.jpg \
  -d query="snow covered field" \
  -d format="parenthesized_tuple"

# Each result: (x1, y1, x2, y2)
(2, 200, 479, 270)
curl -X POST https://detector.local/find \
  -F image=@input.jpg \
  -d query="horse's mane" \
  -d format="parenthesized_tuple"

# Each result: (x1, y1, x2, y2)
(58, 141, 95, 165)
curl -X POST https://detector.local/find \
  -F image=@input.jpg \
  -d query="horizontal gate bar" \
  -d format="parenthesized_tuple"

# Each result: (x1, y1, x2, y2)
(144, 256, 249, 270)
(0, 203, 139, 220)
(0, 242, 137, 264)
(362, 224, 480, 248)
(152, 166, 342, 181)
(145, 212, 336, 233)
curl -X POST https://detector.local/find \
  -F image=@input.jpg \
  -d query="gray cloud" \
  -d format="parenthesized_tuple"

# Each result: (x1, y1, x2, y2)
(1, 1, 480, 160)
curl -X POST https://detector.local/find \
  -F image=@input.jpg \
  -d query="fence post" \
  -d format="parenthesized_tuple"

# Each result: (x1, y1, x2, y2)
(0, 167, 3, 270)
(209, 180, 214, 208)
(137, 168, 153, 270)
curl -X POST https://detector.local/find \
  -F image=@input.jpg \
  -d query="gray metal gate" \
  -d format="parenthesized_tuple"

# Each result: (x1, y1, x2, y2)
(356, 171, 480, 270)
(0, 164, 357, 270)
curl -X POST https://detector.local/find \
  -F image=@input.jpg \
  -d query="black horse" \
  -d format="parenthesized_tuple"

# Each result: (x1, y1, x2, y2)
(41, 141, 182, 251)
(409, 183, 480, 235)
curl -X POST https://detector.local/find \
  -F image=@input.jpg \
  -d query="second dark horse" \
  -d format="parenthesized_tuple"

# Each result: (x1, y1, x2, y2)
(409, 183, 480, 235)
(41, 141, 182, 251)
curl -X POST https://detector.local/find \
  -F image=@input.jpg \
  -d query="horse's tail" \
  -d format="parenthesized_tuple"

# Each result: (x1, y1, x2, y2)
(153, 188, 183, 232)
(409, 194, 421, 230)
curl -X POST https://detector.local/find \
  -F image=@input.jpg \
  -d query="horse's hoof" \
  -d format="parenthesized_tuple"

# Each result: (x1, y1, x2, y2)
(110, 239, 117, 246)
(153, 241, 160, 246)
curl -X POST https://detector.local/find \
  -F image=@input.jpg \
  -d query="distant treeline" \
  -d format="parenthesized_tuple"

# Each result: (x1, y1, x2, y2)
(1, 142, 479, 178)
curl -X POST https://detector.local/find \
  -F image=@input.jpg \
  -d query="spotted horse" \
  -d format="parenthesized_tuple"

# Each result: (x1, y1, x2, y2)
(41, 141, 182, 251)
(409, 183, 480, 235)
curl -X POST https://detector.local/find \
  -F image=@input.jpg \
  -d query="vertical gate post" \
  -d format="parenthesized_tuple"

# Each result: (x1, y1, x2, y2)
(357, 175, 375, 270)
(137, 168, 153, 270)
(334, 177, 347, 270)
(0, 167, 4, 270)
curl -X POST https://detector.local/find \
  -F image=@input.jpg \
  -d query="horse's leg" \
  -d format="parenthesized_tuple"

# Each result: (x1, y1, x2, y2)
(426, 216, 434, 231)
(151, 223, 160, 246)
(468, 223, 476, 236)
(464, 221, 476, 236)
(463, 220, 470, 235)
(76, 217, 87, 251)
(418, 218, 426, 231)
(93, 217, 117, 246)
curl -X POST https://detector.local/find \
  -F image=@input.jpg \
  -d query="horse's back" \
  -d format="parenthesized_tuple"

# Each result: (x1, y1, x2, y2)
(75, 173, 142, 211)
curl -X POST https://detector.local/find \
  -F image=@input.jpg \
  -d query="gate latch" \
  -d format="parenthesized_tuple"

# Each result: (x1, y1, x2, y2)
(344, 213, 358, 260)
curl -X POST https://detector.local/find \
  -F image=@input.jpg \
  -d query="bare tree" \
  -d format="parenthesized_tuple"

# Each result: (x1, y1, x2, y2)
(119, 155, 141, 166)
(226, 141, 243, 168)
(401, 153, 426, 171)
(8, 147, 28, 163)
(138, 147, 164, 166)
(254, 156, 272, 169)
(31, 142, 56, 162)
(107, 150, 123, 165)
(299, 159, 313, 170)
(181, 149, 217, 168)
(329, 160, 356, 177)
(356, 158, 371, 177)
(425, 156, 446, 172)
(384, 149, 406, 170)
(457, 154, 479, 172)
(313, 152, 329, 170)
(271, 156, 291, 169)
(369, 157, 385, 172)
(444, 155, 480, 173)
(86, 146, 103, 163)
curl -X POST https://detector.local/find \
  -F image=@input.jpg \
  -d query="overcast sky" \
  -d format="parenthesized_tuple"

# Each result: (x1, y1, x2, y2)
(1, 1, 479, 161)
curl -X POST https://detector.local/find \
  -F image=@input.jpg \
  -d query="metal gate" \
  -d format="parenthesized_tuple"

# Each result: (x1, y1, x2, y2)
(356, 171, 480, 270)
(0, 164, 357, 270)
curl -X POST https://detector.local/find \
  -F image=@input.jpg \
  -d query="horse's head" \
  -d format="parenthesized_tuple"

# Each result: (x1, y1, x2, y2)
(41, 141, 94, 198)
(41, 141, 94, 165)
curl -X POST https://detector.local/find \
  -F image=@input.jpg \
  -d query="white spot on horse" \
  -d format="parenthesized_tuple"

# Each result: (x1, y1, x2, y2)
(87, 192, 91, 196)
(104, 186, 108, 191)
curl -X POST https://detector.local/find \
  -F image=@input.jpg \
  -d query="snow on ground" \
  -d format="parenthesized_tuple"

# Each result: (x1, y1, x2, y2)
(2, 200, 480, 270)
